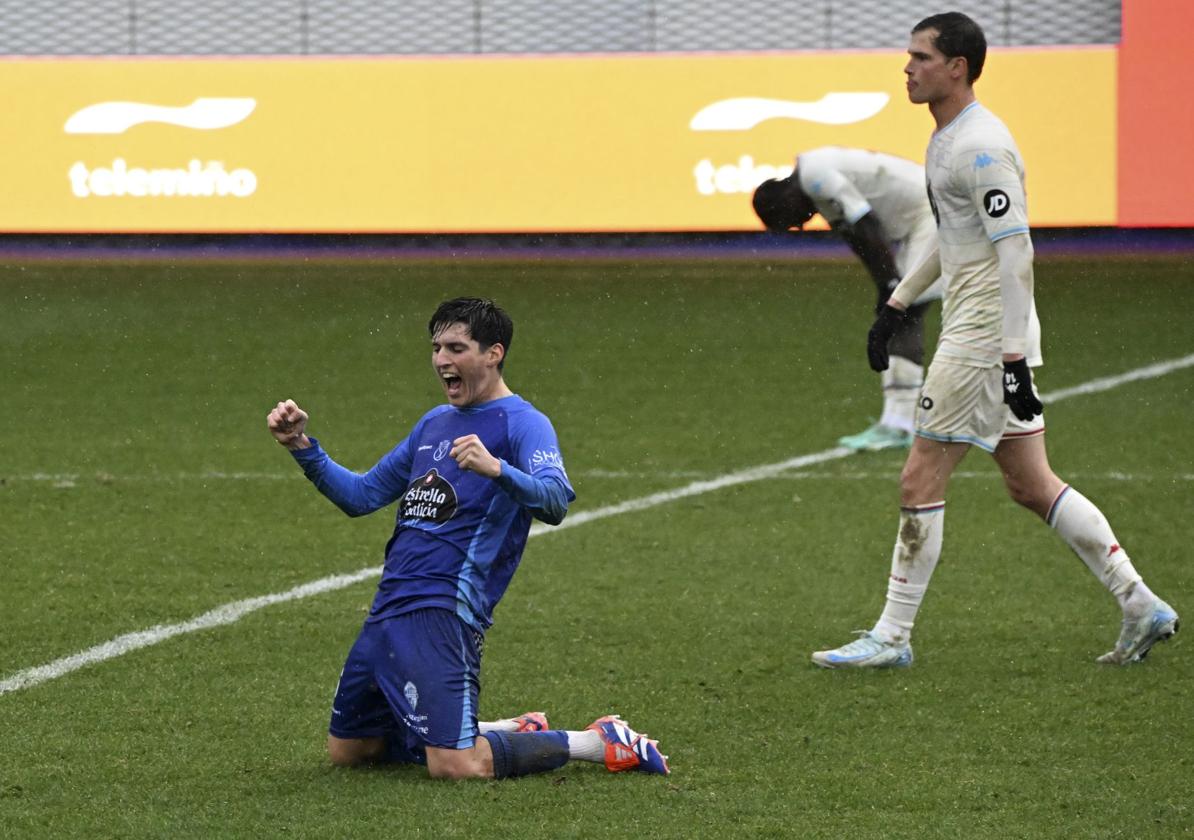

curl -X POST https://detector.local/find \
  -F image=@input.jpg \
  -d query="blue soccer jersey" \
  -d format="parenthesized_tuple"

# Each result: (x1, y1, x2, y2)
(291, 394, 574, 632)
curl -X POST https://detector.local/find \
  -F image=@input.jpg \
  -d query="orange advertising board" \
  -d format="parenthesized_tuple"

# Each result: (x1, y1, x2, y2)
(0, 49, 1115, 233)
(1118, 0, 1194, 227)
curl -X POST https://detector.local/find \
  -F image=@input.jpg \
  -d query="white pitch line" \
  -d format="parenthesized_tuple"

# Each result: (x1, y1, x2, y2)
(3, 352, 1192, 696)
(1038, 352, 1194, 402)
(529, 447, 851, 536)
(6, 471, 299, 483)
(0, 568, 380, 696)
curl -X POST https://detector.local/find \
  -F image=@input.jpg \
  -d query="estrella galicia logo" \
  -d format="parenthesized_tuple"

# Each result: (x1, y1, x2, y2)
(401, 468, 458, 526)
(433, 439, 451, 461)
(983, 189, 1011, 218)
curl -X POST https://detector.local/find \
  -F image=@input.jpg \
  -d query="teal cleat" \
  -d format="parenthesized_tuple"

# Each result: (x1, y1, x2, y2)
(838, 422, 913, 452)
(812, 631, 913, 669)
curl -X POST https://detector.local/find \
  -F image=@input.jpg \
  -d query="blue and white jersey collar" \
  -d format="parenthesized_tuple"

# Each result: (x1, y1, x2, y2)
(935, 100, 982, 136)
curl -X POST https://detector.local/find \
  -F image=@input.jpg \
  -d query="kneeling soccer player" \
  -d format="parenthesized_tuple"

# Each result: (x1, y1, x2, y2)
(267, 297, 669, 778)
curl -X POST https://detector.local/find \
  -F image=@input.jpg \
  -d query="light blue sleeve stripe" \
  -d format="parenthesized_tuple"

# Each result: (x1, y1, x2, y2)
(989, 226, 1030, 243)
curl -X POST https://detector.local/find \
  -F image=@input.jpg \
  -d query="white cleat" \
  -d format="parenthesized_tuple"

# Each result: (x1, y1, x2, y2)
(1097, 599, 1179, 665)
(812, 630, 913, 669)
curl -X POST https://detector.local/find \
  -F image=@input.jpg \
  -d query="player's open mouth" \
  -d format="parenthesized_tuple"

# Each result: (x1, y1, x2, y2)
(441, 372, 463, 397)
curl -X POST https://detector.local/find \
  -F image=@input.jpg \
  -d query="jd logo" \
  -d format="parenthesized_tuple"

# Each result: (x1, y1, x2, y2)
(983, 189, 1011, 218)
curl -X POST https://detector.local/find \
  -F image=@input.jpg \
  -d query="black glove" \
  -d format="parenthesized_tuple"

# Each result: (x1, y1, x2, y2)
(867, 305, 905, 372)
(1002, 358, 1043, 421)
(876, 277, 900, 314)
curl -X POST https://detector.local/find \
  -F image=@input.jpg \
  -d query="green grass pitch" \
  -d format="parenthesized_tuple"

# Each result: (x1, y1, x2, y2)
(1, 255, 1191, 838)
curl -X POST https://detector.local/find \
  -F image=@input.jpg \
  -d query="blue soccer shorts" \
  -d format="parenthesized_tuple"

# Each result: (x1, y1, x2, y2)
(328, 607, 483, 753)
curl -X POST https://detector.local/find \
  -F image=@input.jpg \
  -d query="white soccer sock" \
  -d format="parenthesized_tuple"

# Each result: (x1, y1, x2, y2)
(478, 718, 519, 733)
(1048, 485, 1146, 608)
(879, 355, 924, 433)
(873, 502, 945, 645)
(566, 730, 605, 762)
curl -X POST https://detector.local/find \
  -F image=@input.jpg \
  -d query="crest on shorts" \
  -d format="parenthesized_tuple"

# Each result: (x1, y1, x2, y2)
(404, 680, 419, 711)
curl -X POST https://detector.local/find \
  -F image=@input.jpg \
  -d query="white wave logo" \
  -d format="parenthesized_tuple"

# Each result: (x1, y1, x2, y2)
(64, 97, 256, 135)
(690, 92, 889, 131)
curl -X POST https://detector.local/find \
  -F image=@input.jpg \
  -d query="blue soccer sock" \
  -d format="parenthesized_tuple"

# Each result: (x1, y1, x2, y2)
(483, 730, 570, 778)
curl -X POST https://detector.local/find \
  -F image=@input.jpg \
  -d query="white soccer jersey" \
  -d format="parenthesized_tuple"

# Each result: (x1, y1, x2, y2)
(796, 147, 930, 242)
(925, 102, 1042, 367)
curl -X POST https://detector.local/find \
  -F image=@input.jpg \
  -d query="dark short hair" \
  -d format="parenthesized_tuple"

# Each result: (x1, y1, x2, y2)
(428, 297, 514, 369)
(752, 177, 816, 232)
(913, 11, 987, 84)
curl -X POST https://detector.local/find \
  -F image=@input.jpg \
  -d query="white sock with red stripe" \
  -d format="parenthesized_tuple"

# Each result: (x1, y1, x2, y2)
(1047, 485, 1150, 609)
(872, 502, 945, 645)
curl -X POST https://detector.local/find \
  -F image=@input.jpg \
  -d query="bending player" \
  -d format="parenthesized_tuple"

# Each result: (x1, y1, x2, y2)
(753, 147, 943, 451)
(812, 13, 1178, 669)
(268, 298, 669, 777)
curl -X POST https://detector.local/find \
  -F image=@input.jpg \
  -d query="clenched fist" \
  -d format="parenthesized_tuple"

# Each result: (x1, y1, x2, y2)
(449, 434, 501, 477)
(267, 399, 312, 449)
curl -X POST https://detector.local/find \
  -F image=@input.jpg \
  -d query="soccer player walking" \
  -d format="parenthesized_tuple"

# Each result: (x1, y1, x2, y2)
(753, 147, 943, 451)
(812, 13, 1178, 668)
(268, 298, 669, 777)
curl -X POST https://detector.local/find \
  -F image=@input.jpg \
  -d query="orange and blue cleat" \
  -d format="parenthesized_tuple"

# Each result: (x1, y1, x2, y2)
(586, 715, 670, 775)
(513, 711, 550, 732)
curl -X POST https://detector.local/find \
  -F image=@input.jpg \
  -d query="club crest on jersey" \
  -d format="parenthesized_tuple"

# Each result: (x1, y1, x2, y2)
(983, 189, 1011, 218)
(401, 468, 458, 526)
(433, 439, 451, 461)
